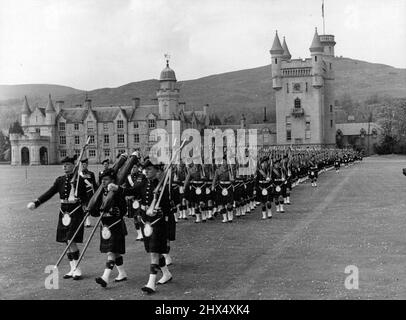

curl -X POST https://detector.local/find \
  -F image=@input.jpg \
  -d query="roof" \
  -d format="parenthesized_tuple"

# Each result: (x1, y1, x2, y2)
(310, 28, 323, 53)
(45, 94, 55, 113)
(282, 37, 292, 60)
(270, 31, 284, 55)
(160, 63, 177, 81)
(22, 96, 31, 115)
(336, 122, 381, 136)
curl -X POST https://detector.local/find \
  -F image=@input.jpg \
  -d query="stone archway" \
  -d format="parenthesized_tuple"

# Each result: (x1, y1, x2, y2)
(21, 147, 30, 165)
(40, 147, 48, 165)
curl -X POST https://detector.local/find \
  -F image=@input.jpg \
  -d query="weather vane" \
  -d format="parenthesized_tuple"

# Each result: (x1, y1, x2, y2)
(164, 53, 171, 66)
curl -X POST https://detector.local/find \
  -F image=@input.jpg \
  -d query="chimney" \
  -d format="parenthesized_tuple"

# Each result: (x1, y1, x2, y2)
(263, 107, 267, 122)
(179, 102, 186, 112)
(55, 100, 64, 114)
(203, 104, 209, 115)
(132, 97, 140, 108)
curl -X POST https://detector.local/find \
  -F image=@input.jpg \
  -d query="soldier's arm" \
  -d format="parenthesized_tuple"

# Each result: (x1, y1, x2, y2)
(34, 177, 59, 207)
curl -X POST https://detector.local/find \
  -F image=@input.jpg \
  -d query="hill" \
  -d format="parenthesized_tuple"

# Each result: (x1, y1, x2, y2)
(1, 57, 405, 129)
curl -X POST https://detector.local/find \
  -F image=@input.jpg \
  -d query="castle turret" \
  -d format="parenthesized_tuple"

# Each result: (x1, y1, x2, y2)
(281, 37, 292, 61)
(270, 31, 284, 90)
(45, 94, 56, 125)
(21, 96, 31, 126)
(157, 58, 179, 120)
(310, 28, 324, 88)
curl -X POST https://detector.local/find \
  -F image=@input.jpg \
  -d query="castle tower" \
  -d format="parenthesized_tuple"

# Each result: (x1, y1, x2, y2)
(45, 94, 56, 125)
(270, 31, 284, 90)
(271, 28, 336, 145)
(157, 56, 180, 120)
(21, 96, 31, 127)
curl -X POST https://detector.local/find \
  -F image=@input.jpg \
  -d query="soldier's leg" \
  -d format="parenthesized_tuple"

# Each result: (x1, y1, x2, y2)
(114, 254, 128, 282)
(142, 253, 160, 294)
(267, 200, 273, 218)
(227, 202, 234, 222)
(95, 252, 116, 288)
(68, 242, 82, 280)
(261, 201, 267, 220)
(200, 202, 207, 222)
(220, 205, 228, 223)
(134, 217, 143, 241)
(194, 203, 201, 223)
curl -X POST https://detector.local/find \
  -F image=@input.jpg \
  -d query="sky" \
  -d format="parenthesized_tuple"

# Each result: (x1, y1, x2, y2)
(0, 0, 405, 90)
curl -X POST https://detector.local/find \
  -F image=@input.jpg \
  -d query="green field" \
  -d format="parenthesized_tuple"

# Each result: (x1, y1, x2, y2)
(1, 156, 406, 300)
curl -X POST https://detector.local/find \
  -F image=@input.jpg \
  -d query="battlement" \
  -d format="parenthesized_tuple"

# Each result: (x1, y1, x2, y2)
(319, 35, 335, 44)
(282, 68, 312, 78)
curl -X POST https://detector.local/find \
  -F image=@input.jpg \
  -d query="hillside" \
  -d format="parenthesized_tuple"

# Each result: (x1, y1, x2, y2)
(1, 57, 405, 130)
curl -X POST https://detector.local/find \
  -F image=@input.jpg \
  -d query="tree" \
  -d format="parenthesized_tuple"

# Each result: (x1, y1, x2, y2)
(0, 131, 10, 161)
(9, 121, 24, 134)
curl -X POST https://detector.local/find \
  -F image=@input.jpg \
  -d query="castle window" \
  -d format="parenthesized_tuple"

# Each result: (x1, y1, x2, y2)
(74, 149, 80, 157)
(134, 133, 140, 143)
(74, 123, 79, 131)
(306, 82, 308, 92)
(305, 120, 311, 131)
(60, 150, 67, 158)
(330, 120, 333, 128)
(315, 56, 318, 62)
(88, 150, 96, 158)
(275, 58, 277, 64)
(118, 149, 126, 156)
(36, 128, 40, 133)
(133, 122, 139, 129)
(117, 134, 125, 144)
(148, 119, 156, 129)
(104, 149, 110, 157)
(103, 123, 108, 131)
(286, 130, 292, 141)
(88, 135, 95, 145)
(59, 135, 66, 145)
(87, 121, 95, 131)
(117, 120, 124, 129)
(286, 83, 289, 93)
(59, 122, 65, 131)
(74, 136, 80, 145)
(294, 98, 301, 109)
(104, 135, 109, 144)
(330, 63, 332, 70)
(286, 116, 291, 125)
(330, 105, 333, 113)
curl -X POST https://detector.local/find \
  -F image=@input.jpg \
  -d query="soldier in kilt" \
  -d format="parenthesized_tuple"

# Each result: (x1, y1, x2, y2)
(185, 163, 205, 223)
(27, 155, 87, 280)
(203, 164, 215, 220)
(256, 157, 273, 220)
(122, 162, 145, 241)
(118, 160, 174, 294)
(233, 164, 245, 218)
(94, 169, 128, 288)
(308, 156, 319, 187)
(175, 162, 188, 220)
(271, 159, 286, 213)
(80, 158, 97, 228)
(284, 157, 292, 205)
(213, 159, 235, 223)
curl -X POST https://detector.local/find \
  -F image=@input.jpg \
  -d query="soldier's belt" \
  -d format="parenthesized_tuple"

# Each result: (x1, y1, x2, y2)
(219, 181, 232, 185)
(61, 199, 80, 204)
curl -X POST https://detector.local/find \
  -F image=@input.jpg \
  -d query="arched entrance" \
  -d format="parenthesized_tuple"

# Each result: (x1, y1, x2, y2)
(40, 147, 48, 165)
(21, 147, 30, 165)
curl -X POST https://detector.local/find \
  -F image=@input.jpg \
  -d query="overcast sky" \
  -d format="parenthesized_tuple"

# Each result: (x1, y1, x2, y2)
(0, 0, 405, 90)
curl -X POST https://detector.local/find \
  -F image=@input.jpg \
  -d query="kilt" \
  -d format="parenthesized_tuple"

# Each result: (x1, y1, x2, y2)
(273, 181, 286, 202)
(233, 180, 244, 205)
(334, 161, 340, 169)
(167, 208, 176, 241)
(256, 181, 272, 203)
(216, 182, 233, 206)
(308, 169, 318, 180)
(100, 217, 127, 254)
(56, 203, 85, 243)
(140, 211, 170, 254)
(171, 184, 181, 206)
(190, 182, 205, 205)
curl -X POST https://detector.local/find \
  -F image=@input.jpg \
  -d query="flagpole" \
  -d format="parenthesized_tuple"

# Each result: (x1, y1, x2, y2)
(322, 0, 325, 35)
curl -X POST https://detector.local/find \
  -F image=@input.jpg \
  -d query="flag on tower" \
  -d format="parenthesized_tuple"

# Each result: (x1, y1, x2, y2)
(322, 0, 325, 18)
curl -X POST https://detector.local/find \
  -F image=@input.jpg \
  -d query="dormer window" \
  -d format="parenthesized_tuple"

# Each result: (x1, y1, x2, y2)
(148, 119, 156, 129)
(59, 122, 65, 131)
(117, 120, 124, 129)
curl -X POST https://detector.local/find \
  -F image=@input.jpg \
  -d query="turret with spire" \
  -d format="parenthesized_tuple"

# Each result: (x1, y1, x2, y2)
(310, 28, 324, 88)
(157, 54, 179, 120)
(45, 94, 56, 125)
(21, 96, 31, 126)
(281, 37, 292, 61)
(270, 31, 284, 90)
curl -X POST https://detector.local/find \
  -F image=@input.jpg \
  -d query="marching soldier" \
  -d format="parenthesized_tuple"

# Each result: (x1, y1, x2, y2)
(271, 158, 286, 213)
(308, 156, 319, 187)
(80, 158, 97, 227)
(213, 157, 235, 223)
(175, 162, 188, 220)
(122, 162, 145, 241)
(256, 157, 273, 220)
(185, 162, 205, 223)
(27, 155, 87, 280)
(98, 159, 110, 185)
(116, 159, 174, 294)
(94, 168, 128, 288)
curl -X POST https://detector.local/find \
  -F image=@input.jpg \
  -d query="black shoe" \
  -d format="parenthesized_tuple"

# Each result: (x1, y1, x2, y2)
(73, 275, 83, 281)
(114, 277, 128, 283)
(157, 276, 173, 285)
(63, 274, 73, 279)
(141, 286, 155, 294)
(95, 277, 107, 288)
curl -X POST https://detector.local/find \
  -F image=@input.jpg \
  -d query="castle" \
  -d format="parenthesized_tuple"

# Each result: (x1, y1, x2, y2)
(11, 28, 374, 165)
